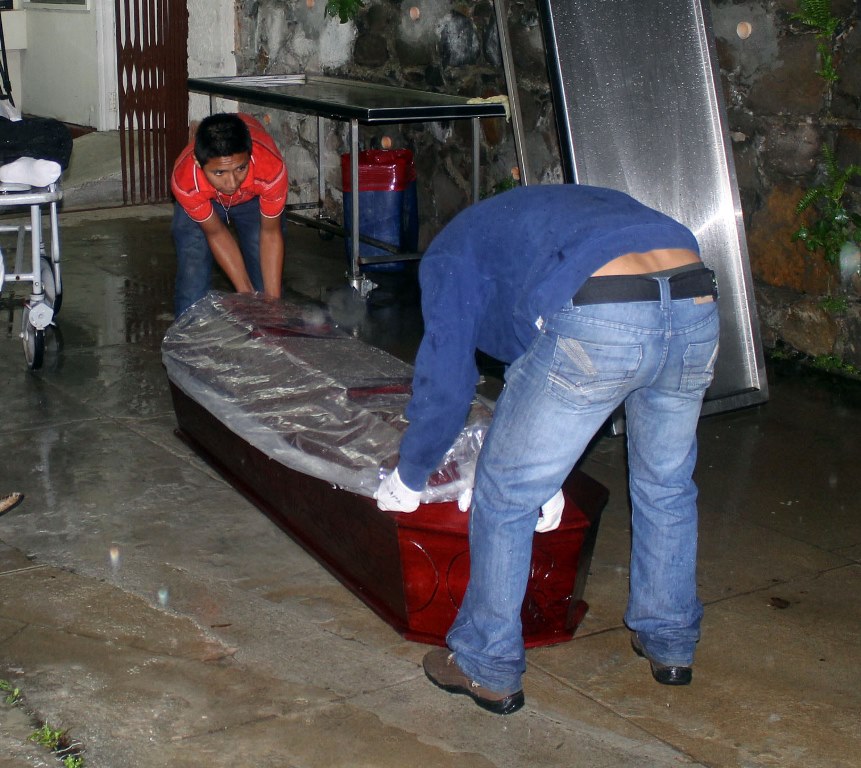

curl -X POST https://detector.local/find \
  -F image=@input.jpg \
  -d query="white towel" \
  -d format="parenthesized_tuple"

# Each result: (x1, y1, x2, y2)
(0, 157, 62, 187)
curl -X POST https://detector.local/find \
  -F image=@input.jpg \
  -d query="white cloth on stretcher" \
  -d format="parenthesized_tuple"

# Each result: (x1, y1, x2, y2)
(0, 156, 62, 187)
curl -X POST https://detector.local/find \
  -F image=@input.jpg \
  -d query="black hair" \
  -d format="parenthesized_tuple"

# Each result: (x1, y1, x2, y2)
(194, 113, 253, 165)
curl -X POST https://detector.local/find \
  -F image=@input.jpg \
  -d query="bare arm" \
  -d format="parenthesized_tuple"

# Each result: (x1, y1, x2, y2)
(198, 214, 254, 293)
(259, 213, 284, 298)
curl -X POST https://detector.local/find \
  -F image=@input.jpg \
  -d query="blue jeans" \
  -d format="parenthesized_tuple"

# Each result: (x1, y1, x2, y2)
(446, 280, 720, 694)
(171, 199, 265, 316)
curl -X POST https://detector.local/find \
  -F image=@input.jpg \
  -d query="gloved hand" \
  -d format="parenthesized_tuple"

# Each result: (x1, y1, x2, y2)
(535, 489, 565, 533)
(457, 487, 473, 512)
(374, 468, 422, 512)
(453, 486, 564, 529)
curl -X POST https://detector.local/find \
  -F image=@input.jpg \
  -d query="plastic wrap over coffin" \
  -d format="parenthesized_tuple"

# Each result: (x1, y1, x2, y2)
(161, 292, 491, 502)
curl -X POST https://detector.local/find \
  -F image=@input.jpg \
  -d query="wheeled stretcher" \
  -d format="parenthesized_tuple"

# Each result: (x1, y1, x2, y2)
(0, 180, 63, 370)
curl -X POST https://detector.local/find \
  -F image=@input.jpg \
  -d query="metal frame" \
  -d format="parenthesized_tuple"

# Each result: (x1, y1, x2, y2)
(493, 0, 530, 186)
(188, 75, 507, 296)
(0, 181, 63, 369)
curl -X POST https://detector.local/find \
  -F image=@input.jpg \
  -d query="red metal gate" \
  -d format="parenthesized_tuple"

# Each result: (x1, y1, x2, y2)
(114, 0, 188, 204)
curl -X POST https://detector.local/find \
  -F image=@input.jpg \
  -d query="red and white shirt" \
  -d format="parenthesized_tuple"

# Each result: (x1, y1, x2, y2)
(171, 113, 288, 222)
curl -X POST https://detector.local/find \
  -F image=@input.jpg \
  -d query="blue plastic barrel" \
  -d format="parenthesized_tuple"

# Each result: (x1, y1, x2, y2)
(340, 149, 418, 272)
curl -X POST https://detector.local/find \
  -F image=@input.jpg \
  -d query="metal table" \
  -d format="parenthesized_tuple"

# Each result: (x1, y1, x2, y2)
(188, 74, 507, 294)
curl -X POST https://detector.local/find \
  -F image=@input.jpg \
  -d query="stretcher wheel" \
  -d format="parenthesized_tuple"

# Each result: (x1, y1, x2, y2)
(40, 256, 62, 316)
(21, 306, 45, 371)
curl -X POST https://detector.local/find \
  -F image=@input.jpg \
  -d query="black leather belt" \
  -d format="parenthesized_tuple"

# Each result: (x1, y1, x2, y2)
(572, 267, 718, 305)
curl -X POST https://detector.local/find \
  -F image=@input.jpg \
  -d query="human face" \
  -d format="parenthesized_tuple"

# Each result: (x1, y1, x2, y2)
(200, 152, 251, 196)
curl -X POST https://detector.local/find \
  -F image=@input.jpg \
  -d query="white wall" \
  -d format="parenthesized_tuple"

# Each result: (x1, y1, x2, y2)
(17, 0, 235, 128)
(187, 0, 235, 121)
(2, 2, 27, 108)
(20, 4, 104, 127)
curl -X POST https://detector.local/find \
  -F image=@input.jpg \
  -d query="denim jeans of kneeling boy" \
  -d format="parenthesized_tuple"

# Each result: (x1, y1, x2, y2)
(171, 198, 264, 316)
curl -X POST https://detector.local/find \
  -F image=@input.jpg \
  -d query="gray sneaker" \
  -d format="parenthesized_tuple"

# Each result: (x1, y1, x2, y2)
(422, 648, 524, 715)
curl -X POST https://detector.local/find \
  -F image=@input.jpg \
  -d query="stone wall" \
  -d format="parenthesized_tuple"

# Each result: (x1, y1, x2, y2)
(233, 0, 861, 365)
(713, 0, 861, 366)
(234, 0, 532, 244)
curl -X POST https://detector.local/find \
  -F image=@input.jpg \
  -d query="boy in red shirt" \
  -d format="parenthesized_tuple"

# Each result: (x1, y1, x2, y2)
(170, 112, 288, 316)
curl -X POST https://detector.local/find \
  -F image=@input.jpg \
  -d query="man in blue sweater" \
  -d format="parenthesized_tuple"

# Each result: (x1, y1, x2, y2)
(374, 184, 719, 714)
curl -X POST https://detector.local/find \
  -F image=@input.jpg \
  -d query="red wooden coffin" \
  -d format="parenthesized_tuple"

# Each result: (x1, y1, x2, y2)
(169, 382, 607, 647)
(163, 293, 608, 646)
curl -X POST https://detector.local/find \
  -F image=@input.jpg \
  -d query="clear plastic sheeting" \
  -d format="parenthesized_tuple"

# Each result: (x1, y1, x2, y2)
(161, 292, 492, 503)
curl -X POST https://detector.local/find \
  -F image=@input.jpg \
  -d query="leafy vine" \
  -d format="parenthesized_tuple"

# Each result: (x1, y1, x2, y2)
(325, 0, 365, 24)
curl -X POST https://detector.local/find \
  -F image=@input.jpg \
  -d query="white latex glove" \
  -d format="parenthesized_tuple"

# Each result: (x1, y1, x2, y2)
(374, 468, 422, 512)
(457, 487, 473, 512)
(535, 489, 565, 533)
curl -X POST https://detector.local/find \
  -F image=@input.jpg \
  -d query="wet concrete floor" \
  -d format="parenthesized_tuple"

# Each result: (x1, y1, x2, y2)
(0, 204, 859, 767)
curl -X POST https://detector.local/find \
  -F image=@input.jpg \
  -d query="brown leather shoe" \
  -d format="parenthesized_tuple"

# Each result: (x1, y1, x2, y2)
(0, 492, 23, 517)
(422, 648, 524, 715)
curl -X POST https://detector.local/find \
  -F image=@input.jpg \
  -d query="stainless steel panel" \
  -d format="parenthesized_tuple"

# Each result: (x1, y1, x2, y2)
(539, 0, 767, 414)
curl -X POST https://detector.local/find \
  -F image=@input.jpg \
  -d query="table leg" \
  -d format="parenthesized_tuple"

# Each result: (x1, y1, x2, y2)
(317, 115, 325, 207)
(472, 117, 480, 203)
(350, 119, 360, 281)
(346, 119, 376, 296)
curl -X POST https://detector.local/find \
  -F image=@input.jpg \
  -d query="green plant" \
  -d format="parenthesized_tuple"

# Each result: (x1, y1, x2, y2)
(29, 723, 64, 750)
(28, 722, 86, 766)
(790, 1, 861, 270)
(793, 146, 861, 264)
(819, 294, 848, 313)
(767, 345, 795, 361)
(0, 679, 21, 705)
(325, 0, 364, 23)
(482, 174, 519, 199)
(811, 353, 860, 376)
(789, 1, 861, 267)
(791, 0, 841, 82)
(2, 682, 85, 765)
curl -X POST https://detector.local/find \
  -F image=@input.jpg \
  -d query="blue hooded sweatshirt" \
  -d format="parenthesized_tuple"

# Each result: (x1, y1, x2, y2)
(396, 184, 699, 491)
